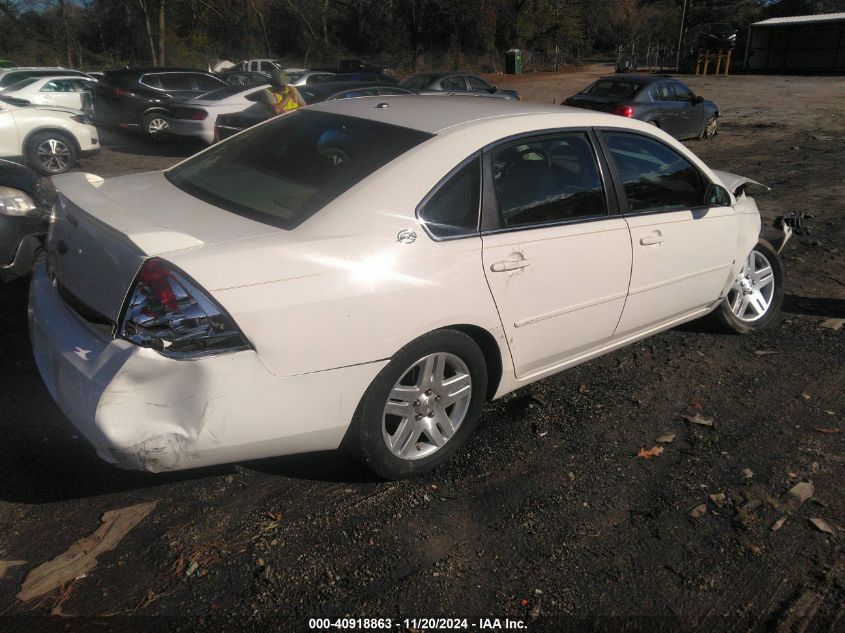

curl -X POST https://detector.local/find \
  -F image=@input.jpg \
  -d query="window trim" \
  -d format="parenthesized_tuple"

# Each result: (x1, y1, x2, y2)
(415, 153, 483, 242)
(595, 127, 721, 217)
(479, 127, 617, 235)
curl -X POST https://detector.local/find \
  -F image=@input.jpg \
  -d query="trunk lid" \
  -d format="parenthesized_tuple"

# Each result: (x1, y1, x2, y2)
(47, 171, 279, 324)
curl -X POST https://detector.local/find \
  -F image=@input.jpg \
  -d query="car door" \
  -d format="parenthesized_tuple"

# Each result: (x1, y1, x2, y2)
(650, 82, 680, 135)
(670, 82, 704, 138)
(0, 106, 20, 157)
(599, 130, 736, 338)
(481, 130, 632, 379)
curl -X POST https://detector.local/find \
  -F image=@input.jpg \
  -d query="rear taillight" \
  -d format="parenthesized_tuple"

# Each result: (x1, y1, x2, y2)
(191, 110, 208, 120)
(113, 87, 135, 97)
(613, 105, 635, 117)
(119, 258, 250, 358)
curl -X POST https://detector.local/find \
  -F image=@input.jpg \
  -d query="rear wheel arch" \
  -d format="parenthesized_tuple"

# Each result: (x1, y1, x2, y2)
(447, 323, 503, 400)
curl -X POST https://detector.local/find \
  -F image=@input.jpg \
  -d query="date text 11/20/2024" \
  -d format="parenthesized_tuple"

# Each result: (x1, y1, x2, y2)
(307, 618, 528, 630)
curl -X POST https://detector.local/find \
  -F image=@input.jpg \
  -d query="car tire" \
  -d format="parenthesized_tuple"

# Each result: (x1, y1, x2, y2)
(143, 112, 170, 141)
(26, 132, 78, 175)
(701, 115, 718, 139)
(711, 239, 784, 334)
(347, 329, 488, 480)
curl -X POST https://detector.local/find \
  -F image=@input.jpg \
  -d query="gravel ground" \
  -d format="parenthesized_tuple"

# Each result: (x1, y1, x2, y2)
(0, 65, 843, 633)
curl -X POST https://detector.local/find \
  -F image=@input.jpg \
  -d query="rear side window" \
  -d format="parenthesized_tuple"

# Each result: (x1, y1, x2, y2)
(440, 76, 466, 90)
(649, 83, 673, 101)
(491, 132, 606, 228)
(158, 74, 193, 90)
(603, 131, 705, 212)
(165, 110, 433, 230)
(418, 157, 480, 239)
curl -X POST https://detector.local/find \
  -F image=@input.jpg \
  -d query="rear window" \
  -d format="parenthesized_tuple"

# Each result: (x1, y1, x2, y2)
(582, 80, 644, 98)
(165, 110, 432, 230)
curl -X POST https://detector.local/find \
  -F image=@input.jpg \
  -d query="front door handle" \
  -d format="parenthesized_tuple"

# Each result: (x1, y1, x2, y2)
(640, 235, 666, 246)
(490, 258, 533, 272)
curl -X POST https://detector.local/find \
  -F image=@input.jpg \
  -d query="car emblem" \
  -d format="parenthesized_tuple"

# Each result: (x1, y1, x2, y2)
(396, 230, 417, 244)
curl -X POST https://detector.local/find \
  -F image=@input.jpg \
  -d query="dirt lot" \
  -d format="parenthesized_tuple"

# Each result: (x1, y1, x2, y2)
(1, 66, 844, 633)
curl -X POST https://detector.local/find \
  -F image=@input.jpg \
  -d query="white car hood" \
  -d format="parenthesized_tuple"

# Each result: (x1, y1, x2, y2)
(712, 169, 770, 195)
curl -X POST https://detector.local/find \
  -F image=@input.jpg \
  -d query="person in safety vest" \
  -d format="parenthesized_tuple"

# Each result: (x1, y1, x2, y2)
(263, 69, 306, 115)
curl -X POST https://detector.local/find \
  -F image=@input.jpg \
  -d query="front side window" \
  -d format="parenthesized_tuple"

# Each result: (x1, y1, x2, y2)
(418, 157, 480, 238)
(192, 74, 225, 91)
(467, 76, 491, 91)
(491, 132, 606, 228)
(166, 110, 432, 230)
(603, 131, 706, 212)
(672, 82, 694, 102)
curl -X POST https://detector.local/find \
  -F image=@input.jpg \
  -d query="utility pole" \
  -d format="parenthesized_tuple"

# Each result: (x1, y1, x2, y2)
(675, 0, 688, 70)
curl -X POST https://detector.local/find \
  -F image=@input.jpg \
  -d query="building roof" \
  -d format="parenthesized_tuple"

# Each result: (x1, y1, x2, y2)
(752, 12, 845, 27)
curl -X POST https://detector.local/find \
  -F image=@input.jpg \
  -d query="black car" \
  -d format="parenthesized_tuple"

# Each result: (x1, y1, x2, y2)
(93, 67, 227, 139)
(213, 81, 415, 141)
(564, 75, 720, 140)
(695, 23, 737, 50)
(399, 72, 520, 100)
(0, 159, 50, 282)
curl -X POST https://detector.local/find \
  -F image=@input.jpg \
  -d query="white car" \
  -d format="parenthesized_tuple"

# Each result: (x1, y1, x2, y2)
(1, 75, 97, 111)
(0, 96, 99, 175)
(29, 97, 787, 479)
(168, 83, 269, 144)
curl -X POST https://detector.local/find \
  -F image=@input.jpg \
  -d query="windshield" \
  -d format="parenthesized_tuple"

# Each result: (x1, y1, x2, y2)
(166, 110, 432, 230)
(582, 79, 644, 98)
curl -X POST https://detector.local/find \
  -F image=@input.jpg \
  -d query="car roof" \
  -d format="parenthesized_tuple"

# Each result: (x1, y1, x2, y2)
(600, 74, 676, 83)
(106, 67, 211, 76)
(308, 95, 616, 134)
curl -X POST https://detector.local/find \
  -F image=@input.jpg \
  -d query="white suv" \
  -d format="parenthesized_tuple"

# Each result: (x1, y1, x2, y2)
(0, 96, 99, 174)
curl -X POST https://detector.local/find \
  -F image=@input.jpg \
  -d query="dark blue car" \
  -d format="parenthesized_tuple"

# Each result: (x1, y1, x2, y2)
(564, 75, 719, 140)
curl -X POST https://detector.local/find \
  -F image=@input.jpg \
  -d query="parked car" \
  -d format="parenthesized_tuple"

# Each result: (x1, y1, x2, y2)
(334, 72, 398, 84)
(169, 83, 270, 144)
(0, 158, 50, 282)
(213, 81, 416, 141)
(695, 23, 737, 50)
(1, 76, 97, 111)
(0, 67, 94, 91)
(217, 70, 272, 87)
(30, 96, 787, 479)
(288, 70, 336, 86)
(0, 96, 99, 174)
(400, 72, 519, 100)
(92, 67, 227, 140)
(564, 75, 719, 140)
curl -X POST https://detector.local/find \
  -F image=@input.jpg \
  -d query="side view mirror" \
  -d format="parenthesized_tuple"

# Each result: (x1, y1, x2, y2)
(705, 183, 731, 207)
(693, 95, 704, 105)
(488, 86, 497, 93)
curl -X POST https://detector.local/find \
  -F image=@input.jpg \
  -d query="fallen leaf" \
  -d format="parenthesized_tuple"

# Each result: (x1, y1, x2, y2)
(808, 517, 835, 534)
(578, 384, 589, 394)
(754, 350, 778, 356)
(787, 481, 815, 505)
(683, 413, 714, 427)
(519, 598, 529, 607)
(709, 492, 727, 508)
(800, 392, 811, 400)
(17, 502, 157, 602)
(531, 393, 547, 405)
(812, 427, 840, 435)
(820, 318, 844, 331)
(0, 560, 26, 579)
(656, 433, 676, 444)
(635, 446, 664, 459)
(742, 468, 754, 479)
(689, 504, 708, 519)
(771, 516, 787, 531)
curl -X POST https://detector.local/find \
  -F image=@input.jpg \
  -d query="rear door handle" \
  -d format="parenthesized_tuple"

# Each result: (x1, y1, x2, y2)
(490, 258, 533, 272)
(639, 235, 665, 246)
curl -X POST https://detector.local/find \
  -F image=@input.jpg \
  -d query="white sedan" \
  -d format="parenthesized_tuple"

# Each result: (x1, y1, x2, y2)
(29, 97, 786, 479)
(0, 96, 99, 174)
(1, 76, 97, 111)
(168, 83, 269, 144)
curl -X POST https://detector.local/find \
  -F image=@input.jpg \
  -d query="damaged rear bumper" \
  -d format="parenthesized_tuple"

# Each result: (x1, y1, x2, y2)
(28, 261, 386, 472)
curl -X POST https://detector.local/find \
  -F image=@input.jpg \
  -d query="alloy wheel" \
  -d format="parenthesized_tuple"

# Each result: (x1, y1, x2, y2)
(382, 352, 472, 460)
(147, 116, 169, 137)
(36, 138, 71, 173)
(726, 250, 776, 322)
